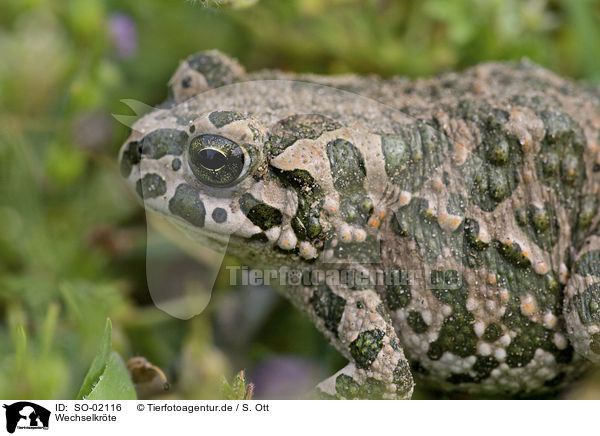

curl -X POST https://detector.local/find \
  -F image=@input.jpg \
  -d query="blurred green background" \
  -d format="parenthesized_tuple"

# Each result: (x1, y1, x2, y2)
(1, 0, 600, 399)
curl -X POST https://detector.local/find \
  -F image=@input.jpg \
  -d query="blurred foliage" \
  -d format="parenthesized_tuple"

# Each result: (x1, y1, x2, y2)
(0, 0, 599, 400)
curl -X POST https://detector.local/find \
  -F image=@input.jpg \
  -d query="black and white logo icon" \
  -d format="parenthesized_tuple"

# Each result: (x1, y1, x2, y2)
(2, 402, 50, 434)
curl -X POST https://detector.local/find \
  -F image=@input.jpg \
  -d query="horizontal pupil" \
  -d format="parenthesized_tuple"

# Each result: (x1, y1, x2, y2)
(199, 148, 227, 170)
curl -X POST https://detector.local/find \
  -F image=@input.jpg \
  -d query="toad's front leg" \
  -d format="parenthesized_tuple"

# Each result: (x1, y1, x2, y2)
(293, 282, 414, 399)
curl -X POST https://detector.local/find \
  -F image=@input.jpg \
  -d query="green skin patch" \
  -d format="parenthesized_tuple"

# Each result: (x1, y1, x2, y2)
(326, 138, 366, 192)
(482, 323, 502, 343)
(515, 203, 559, 251)
(381, 121, 451, 192)
(502, 303, 574, 368)
(309, 283, 346, 338)
(407, 311, 429, 334)
(208, 110, 246, 128)
(392, 359, 413, 396)
(384, 279, 412, 311)
(335, 374, 361, 399)
(238, 193, 283, 231)
(495, 240, 531, 269)
(140, 128, 188, 160)
(121, 129, 188, 177)
(267, 114, 342, 158)
(535, 110, 586, 244)
(391, 197, 463, 265)
(136, 173, 167, 199)
(428, 276, 479, 361)
(168, 184, 206, 227)
(575, 250, 600, 277)
(573, 283, 600, 325)
(349, 329, 385, 369)
(326, 137, 374, 226)
(274, 168, 324, 241)
(578, 195, 599, 230)
(334, 374, 387, 399)
(331, 235, 382, 265)
(469, 110, 524, 212)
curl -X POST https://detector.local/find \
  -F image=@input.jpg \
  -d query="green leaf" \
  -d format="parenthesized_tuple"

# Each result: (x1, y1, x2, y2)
(221, 370, 253, 400)
(76, 319, 112, 399)
(84, 352, 137, 400)
(76, 318, 136, 400)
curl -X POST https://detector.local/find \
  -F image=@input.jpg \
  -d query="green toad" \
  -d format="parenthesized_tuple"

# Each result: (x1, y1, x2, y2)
(119, 51, 600, 398)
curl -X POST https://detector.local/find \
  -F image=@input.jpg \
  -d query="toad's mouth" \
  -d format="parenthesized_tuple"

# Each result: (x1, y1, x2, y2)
(144, 203, 276, 256)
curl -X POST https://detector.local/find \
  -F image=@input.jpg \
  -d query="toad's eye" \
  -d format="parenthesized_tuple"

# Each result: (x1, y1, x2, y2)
(188, 134, 248, 187)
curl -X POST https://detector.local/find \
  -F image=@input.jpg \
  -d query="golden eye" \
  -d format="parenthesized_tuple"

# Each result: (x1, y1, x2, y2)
(188, 135, 248, 187)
